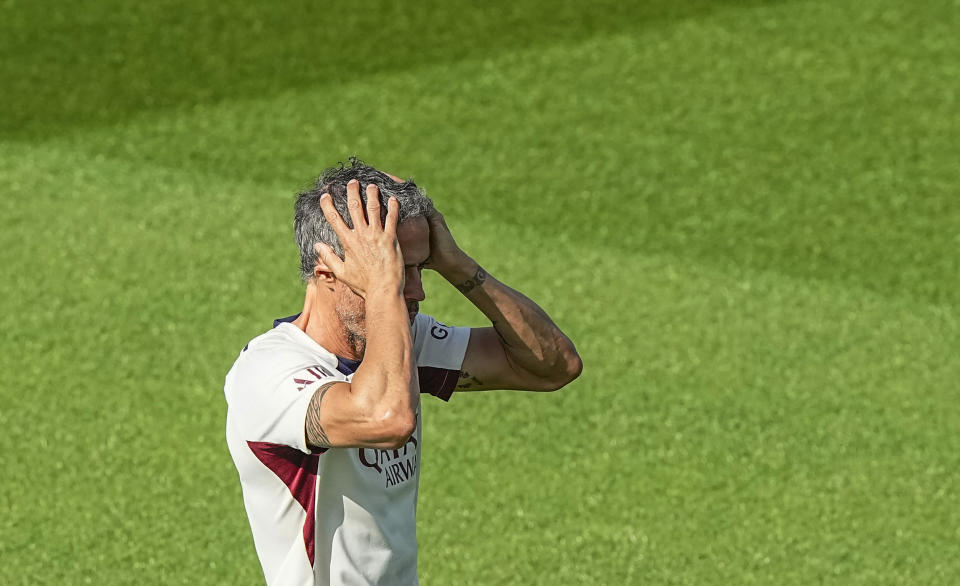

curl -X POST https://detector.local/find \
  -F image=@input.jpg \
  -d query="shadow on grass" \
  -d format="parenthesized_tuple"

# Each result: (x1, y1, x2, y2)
(2, 0, 780, 139)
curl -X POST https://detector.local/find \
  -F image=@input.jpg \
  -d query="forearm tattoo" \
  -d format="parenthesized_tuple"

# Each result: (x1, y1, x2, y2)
(455, 266, 487, 295)
(305, 382, 337, 449)
(456, 370, 484, 390)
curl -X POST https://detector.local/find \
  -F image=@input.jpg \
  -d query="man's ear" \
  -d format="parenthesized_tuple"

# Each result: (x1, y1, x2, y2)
(313, 260, 336, 285)
(313, 243, 337, 287)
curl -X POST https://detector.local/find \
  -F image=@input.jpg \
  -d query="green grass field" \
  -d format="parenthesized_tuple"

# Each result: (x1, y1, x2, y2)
(2, 0, 958, 583)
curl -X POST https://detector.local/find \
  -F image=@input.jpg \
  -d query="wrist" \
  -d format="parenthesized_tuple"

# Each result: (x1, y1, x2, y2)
(444, 259, 489, 296)
(364, 281, 404, 300)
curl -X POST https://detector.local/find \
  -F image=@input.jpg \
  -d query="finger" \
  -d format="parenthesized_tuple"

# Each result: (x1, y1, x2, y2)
(319, 193, 351, 239)
(346, 179, 367, 231)
(383, 196, 399, 237)
(365, 183, 382, 230)
(314, 242, 345, 274)
(426, 208, 444, 229)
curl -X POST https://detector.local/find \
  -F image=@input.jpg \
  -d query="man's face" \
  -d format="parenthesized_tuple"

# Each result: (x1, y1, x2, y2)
(334, 217, 430, 355)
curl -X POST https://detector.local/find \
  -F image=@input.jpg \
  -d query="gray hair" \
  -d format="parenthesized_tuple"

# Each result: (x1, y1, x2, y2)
(294, 157, 434, 281)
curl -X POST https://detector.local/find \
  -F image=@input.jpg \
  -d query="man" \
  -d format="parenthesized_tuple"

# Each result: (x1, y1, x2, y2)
(224, 159, 582, 585)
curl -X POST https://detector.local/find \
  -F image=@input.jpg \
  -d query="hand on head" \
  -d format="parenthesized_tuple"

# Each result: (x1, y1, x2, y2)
(315, 179, 404, 298)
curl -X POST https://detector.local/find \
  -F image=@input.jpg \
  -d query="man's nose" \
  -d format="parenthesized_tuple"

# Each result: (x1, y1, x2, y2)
(404, 271, 425, 302)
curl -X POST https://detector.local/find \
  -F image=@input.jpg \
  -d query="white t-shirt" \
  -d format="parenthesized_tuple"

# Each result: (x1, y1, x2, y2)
(224, 313, 470, 586)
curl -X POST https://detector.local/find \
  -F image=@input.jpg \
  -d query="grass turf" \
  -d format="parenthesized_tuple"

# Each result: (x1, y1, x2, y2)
(2, 0, 958, 583)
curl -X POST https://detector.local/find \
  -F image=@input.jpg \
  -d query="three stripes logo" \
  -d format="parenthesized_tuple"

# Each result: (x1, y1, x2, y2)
(294, 365, 335, 392)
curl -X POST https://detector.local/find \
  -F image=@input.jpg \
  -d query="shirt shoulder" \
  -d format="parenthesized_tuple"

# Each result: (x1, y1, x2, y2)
(411, 313, 470, 401)
(411, 313, 470, 367)
(226, 324, 341, 398)
(224, 323, 343, 452)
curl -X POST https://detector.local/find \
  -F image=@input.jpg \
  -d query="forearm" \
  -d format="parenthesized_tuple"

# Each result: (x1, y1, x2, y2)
(440, 256, 580, 383)
(304, 289, 417, 451)
(351, 287, 418, 417)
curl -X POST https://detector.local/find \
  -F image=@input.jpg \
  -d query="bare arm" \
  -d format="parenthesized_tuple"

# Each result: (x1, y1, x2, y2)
(425, 213, 582, 392)
(304, 181, 418, 450)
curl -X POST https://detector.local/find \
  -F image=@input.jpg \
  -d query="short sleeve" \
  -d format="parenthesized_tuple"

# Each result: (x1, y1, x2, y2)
(225, 351, 341, 454)
(412, 313, 471, 401)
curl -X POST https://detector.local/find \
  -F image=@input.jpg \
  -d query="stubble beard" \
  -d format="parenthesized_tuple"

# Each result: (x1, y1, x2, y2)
(334, 287, 421, 359)
(335, 294, 367, 358)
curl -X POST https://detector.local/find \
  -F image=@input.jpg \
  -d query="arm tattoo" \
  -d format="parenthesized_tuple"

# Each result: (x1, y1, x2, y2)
(455, 266, 487, 295)
(305, 382, 337, 449)
(456, 370, 484, 390)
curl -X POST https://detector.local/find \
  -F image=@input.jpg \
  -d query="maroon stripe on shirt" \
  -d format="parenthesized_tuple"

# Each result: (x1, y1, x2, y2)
(247, 441, 325, 565)
(418, 366, 460, 402)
